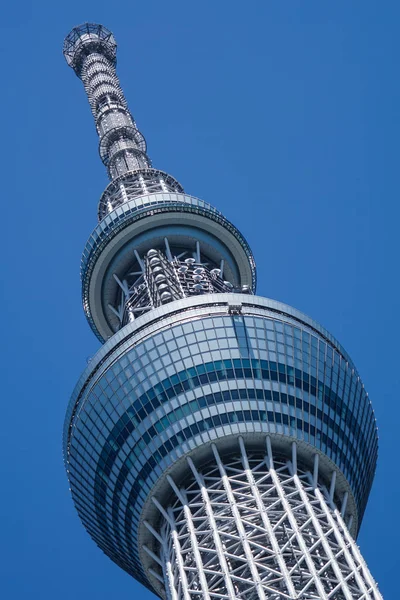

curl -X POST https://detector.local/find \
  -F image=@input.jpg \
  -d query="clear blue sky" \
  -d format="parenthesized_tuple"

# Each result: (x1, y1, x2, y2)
(1, 1, 398, 598)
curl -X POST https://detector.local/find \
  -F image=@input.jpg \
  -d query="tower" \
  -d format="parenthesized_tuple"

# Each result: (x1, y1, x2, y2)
(63, 22, 382, 599)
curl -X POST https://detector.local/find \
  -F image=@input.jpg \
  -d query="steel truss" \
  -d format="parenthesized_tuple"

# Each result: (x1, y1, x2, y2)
(147, 438, 381, 600)
(63, 23, 184, 194)
(108, 245, 245, 327)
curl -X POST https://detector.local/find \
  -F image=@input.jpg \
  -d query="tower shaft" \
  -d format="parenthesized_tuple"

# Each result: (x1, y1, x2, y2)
(81, 50, 150, 179)
(63, 23, 382, 600)
(158, 442, 380, 600)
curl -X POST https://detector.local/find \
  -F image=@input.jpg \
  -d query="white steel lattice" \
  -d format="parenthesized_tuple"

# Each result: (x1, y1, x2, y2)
(63, 23, 185, 191)
(149, 439, 382, 600)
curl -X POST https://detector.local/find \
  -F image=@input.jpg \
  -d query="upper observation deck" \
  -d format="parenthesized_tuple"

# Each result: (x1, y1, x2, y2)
(80, 192, 256, 341)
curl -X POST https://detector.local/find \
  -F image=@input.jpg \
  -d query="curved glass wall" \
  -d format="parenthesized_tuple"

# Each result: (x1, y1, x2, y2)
(65, 299, 377, 588)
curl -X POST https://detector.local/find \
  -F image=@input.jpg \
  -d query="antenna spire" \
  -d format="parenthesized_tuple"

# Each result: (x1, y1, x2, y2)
(63, 23, 183, 216)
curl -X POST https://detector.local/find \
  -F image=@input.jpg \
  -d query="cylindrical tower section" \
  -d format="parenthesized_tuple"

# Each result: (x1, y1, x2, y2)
(157, 443, 380, 600)
(63, 24, 149, 178)
(63, 23, 382, 600)
(64, 295, 380, 597)
(63, 23, 183, 190)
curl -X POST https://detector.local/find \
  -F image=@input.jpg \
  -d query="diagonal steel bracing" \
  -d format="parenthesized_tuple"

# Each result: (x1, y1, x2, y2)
(149, 438, 382, 600)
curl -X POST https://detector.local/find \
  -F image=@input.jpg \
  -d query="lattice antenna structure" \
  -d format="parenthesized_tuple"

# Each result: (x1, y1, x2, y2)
(63, 23, 184, 219)
(63, 23, 383, 600)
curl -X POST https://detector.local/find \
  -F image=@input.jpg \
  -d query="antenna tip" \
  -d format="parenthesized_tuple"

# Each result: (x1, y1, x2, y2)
(63, 23, 117, 74)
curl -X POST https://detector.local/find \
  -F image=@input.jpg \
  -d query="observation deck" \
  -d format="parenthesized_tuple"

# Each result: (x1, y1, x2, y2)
(81, 192, 256, 341)
(64, 294, 377, 595)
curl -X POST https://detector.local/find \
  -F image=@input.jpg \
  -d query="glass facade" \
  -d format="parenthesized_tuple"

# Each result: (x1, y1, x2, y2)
(64, 296, 378, 589)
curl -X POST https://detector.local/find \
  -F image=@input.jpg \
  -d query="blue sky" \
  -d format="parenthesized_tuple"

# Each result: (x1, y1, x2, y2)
(1, 1, 398, 598)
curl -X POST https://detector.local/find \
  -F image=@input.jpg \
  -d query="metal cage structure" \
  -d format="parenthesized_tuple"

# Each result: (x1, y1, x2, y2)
(155, 440, 379, 600)
(62, 23, 382, 600)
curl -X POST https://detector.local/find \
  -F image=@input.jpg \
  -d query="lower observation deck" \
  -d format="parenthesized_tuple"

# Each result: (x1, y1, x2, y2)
(64, 294, 378, 594)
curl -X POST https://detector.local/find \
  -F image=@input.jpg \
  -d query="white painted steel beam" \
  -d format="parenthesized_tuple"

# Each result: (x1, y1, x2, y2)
(151, 440, 381, 600)
(187, 457, 238, 600)
(265, 437, 329, 600)
(212, 443, 267, 600)
(239, 437, 297, 599)
(314, 484, 381, 599)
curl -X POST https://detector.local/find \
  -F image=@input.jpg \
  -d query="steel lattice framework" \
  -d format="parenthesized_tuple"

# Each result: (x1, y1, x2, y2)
(64, 23, 183, 206)
(151, 439, 380, 600)
(62, 22, 383, 600)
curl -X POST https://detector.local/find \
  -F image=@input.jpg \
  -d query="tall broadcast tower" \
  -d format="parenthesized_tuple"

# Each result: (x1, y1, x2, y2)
(63, 23, 382, 599)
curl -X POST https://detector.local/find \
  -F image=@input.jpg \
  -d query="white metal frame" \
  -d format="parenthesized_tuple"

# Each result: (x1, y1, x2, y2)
(108, 243, 238, 328)
(147, 437, 382, 600)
